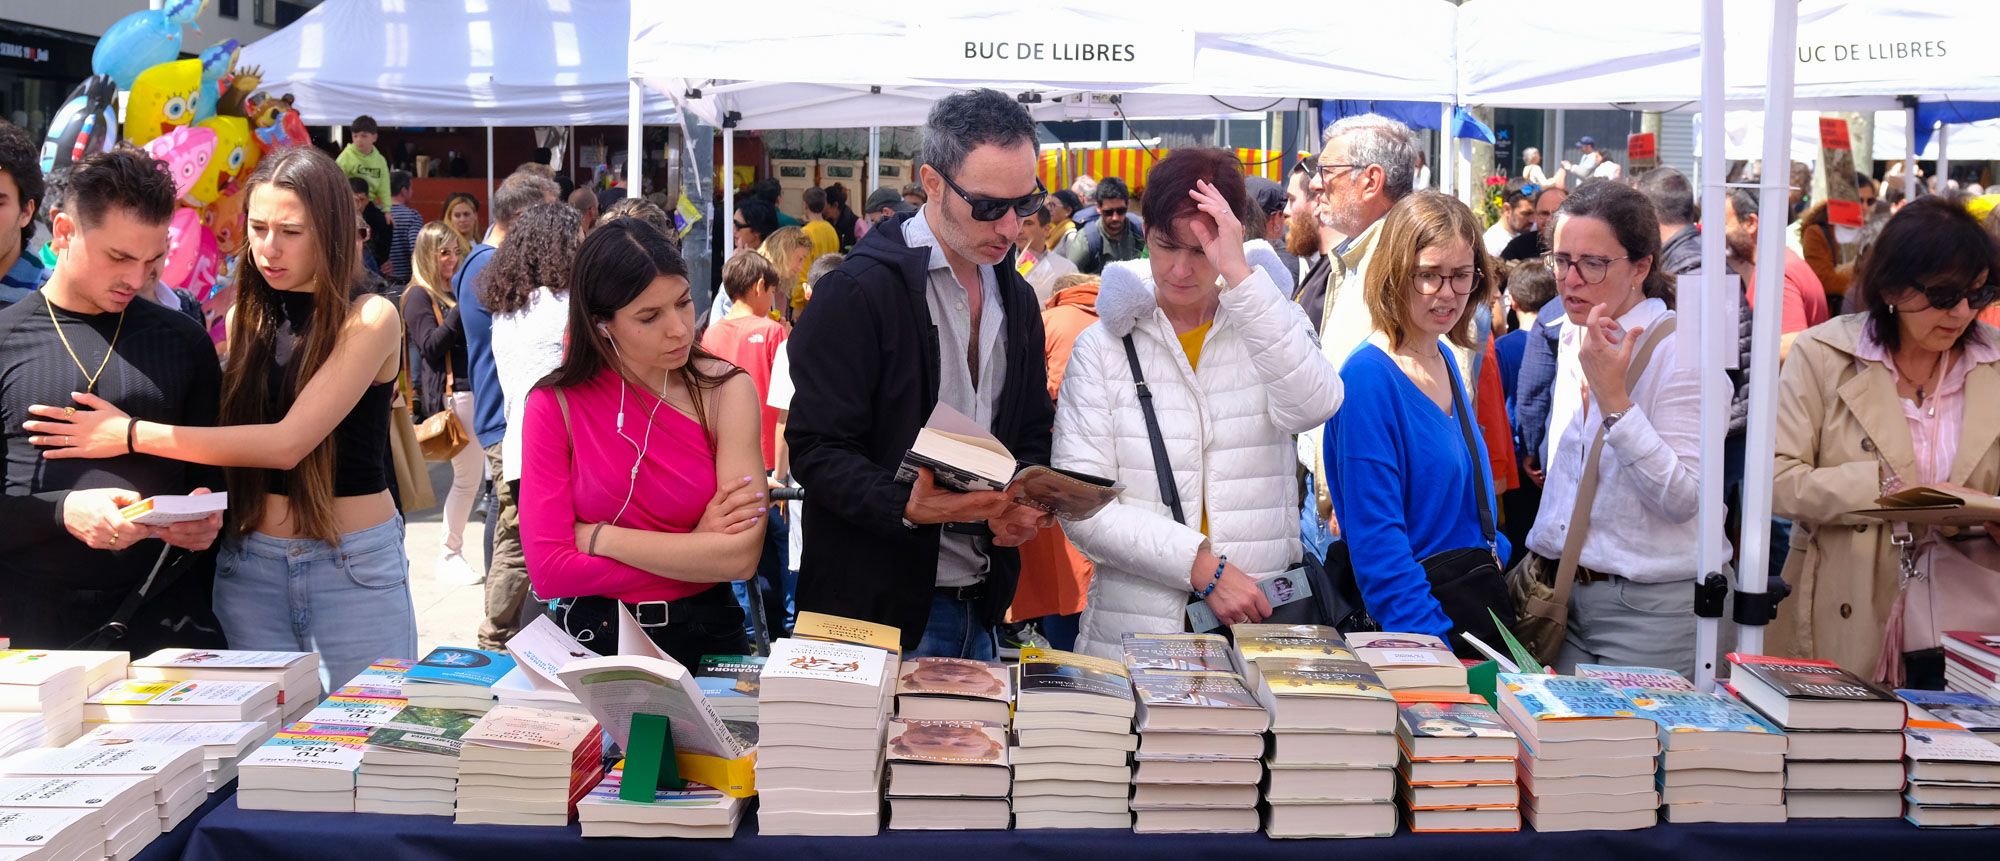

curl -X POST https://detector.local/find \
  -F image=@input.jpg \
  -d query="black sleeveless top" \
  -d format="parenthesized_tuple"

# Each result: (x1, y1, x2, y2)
(263, 291, 392, 497)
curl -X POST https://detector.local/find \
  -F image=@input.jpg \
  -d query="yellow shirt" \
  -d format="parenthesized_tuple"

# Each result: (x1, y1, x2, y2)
(1176, 320, 1213, 534)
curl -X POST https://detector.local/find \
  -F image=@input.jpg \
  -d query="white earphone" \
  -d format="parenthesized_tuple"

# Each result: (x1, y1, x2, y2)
(598, 318, 664, 526)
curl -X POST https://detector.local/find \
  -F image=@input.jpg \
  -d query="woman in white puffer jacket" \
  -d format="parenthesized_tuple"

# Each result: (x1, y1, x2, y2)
(1054, 150, 1343, 661)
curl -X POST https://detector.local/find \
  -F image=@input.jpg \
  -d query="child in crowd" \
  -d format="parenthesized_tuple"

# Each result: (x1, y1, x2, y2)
(703, 251, 791, 646)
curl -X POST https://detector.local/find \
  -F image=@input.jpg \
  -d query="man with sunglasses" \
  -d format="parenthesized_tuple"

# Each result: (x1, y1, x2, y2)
(788, 88, 1056, 659)
(1066, 176, 1143, 275)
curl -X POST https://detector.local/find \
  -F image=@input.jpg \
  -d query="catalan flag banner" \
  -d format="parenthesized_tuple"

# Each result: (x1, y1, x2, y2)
(1042, 147, 1287, 194)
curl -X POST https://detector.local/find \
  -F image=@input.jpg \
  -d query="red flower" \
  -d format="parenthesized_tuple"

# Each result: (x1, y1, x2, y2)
(1485, 175, 1505, 186)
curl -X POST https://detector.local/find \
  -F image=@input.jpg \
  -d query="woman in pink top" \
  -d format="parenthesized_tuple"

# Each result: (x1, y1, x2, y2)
(520, 219, 768, 665)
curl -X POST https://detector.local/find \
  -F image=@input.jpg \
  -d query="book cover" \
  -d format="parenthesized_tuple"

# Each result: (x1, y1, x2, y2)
(1498, 674, 1646, 720)
(1347, 632, 1456, 666)
(1945, 631, 2000, 664)
(87, 679, 271, 708)
(792, 612, 902, 654)
(1726, 654, 1894, 701)
(556, 655, 748, 760)
(337, 659, 414, 699)
(463, 705, 599, 752)
(885, 719, 1009, 766)
(1016, 648, 1134, 702)
(241, 723, 370, 771)
(1130, 671, 1261, 710)
(0, 809, 93, 846)
(0, 744, 198, 776)
(0, 650, 80, 687)
(1255, 658, 1391, 699)
(896, 658, 1011, 703)
(72, 721, 267, 751)
(1400, 701, 1518, 740)
(0, 775, 148, 808)
(585, 764, 738, 809)
(1231, 625, 1355, 662)
(1188, 571, 1316, 633)
(366, 707, 480, 757)
(1623, 689, 1783, 736)
(133, 649, 312, 671)
(1120, 633, 1237, 673)
(406, 647, 517, 688)
(1905, 720, 2000, 764)
(1898, 689, 2000, 732)
(763, 638, 887, 689)
(1575, 664, 1695, 692)
(696, 656, 766, 696)
(302, 695, 406, 727)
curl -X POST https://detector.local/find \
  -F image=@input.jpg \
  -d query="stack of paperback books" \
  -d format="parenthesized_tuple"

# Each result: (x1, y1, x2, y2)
(296, 689, 408, 732)
(0, 808, 102, 861)
(1396, 693, 1521, 833)
(129, 650, 322, 724)
(236, 722, 372, 812)
(695, 655, 766, 743)
(1725, 654, 1907, 818)
(1232, 624, 1398, 838)
(0, 651, 88, 747)
(69, 720, 271, 789)
(357, 706, 481, 816)
(1903, 719, 2000, 827)
(577, 762, 746, 838)
(406, 647, 517, 714)
(0, 715, 50, 760)
(1122, 633, 1268, 834)
(0, 775, 157, 861)
(755, 636, 896, 836)
(1946, 631, 2000, 699)
(884, 717, 1011, 829)
(1009, 647, 1136, 830)
(1348, 633, 1469, 693)
(335, 659, 416, 701)
(453, 705, 603, 826)
(0, 744, 206, 832)
(1901, 688, 2000, 739)
(83, 679, 280, 730)
(1581, 665, 1787, 823)
(1497, 673, 1660, 832)
(35, 652, 128, 699)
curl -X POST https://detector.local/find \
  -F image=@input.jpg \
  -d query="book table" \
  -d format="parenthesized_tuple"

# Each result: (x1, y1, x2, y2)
(176, 795, 1994, 861)
(133, 782, 236, 861)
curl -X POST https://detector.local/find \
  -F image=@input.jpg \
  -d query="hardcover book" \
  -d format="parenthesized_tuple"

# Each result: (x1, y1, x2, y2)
(1497, 674, 1655, 742)
(406, 647, 517, 689)
(1725, 653, 1903, 730)
(1229, 624, 1355, 662)
(1015, 647, 1135, 718)
(1621, 688, 1786, 751)
(895, 402, 1118, 519)
(1575, 664, 1695, 692)
(1120, 633, 1238, 673)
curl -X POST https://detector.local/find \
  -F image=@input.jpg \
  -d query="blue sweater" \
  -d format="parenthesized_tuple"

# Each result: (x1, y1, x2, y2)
(1327, 342, 1508, 639)
(454, 244, 506, 448)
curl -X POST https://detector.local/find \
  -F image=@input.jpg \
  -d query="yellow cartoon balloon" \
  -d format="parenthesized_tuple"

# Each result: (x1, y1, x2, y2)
(189, 115, 261, 205)
(125, 58, 202, 147)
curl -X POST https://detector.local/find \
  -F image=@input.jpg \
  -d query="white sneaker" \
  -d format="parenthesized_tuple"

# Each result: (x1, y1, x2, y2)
(436, 548, 484, 586)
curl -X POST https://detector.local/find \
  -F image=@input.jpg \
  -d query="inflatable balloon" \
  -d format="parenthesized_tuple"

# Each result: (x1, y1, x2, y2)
(142, 126, 216, 202)
(219, 65, 262, 118)
(253, 105, 309, 152)
(189, 115, 260, 205)
(126, 58, 203, 147)
(162, 207, 204, 290)
(205, 185, 247, 255)
(90, 0, 210, 91)
(179, 225, 221, 300)
(37, 76, 119, 173)
(194, 39, 239, 123)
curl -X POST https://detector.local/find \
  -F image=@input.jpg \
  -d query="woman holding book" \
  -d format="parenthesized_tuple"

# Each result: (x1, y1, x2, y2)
(1053, 149, 1342, 661)
(26, 147, 414, 689)
(1772, 197, 2000, 687)
(517, 219, 767, 667)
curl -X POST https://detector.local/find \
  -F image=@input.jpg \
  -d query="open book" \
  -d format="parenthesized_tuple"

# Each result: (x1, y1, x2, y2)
(1855, 484, 2000, 526)
(895, 403, 1119, 520)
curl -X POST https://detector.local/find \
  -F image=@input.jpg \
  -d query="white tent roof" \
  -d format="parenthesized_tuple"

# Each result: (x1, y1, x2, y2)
(630, 1, 1457, 130)
(242, 0, 677, 127)
(1707, 110, 2000, 164)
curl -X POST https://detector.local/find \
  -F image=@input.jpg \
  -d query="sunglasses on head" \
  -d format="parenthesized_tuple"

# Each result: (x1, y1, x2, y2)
(935, 170, 1047, 222)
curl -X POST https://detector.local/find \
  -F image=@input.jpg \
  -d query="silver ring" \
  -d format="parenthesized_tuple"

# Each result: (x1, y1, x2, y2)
(62, 435, 71, 446)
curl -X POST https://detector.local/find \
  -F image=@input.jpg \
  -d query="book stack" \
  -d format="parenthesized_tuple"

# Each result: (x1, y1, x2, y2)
(1010, 647, 1136, 830)
(236, 722, 373, 812)
(578, 762, 746, 838)
(1497, 673, 1660, 832)
(1946, 632, 2000, 700)
(555, 647, 754, 800)
(405, 647, 517, 714)
(1347, 633, 1470, 693)
(453, 705, 604, 826)
(695, 655, 765, 744)
(884, 717, 1011, 829)
(39, 652, 129, 699)
(83, 679, 280, 731)
(357, 706, 481, 816)
(1900, 688, 2000, 739)
(0, 651, 88, 747)
(0, 744, 206, 832)
(69, 721, 271, 789)
(0, 776, 157, 861)
(1231, 624, 1398, 838)
(1396, 693, 1521, 833)
(1583, 665, 1788, 824)
(297, 690, 409, 732)
(1122, 633, 1269, 834)
(1903, 719, 2000, 827)
(0, 715, 49, 760)
(1725, 654, 1907, 819)
(494, 616, 596, 717)
(335, 659, 416, 700)
(129, 650, 322, 724)
(755, 637, 896, 836)
(0, 808, 102, 861)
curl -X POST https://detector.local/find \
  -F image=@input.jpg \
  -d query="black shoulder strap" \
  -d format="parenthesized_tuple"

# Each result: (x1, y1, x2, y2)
(1122, 334, 1185, 525)
(1446, 350, 1497, 549)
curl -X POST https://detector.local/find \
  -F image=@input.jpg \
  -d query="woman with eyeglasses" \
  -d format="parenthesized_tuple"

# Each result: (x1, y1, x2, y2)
(1325, 191, 1511, 652)
(1772, 197, 2000, 687)
(1516, 181, 1725, 676)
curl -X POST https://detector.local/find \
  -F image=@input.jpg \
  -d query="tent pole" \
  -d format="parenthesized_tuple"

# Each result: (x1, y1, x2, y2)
(1937, 123, 1950, 193)
(1552, 109, 1566, 186)
(1903, 106, 1918, 201)
(567, 125, 575, 182)
(868, 126, 881, 195)
(1692, 0, 1729, 694)
(1438, 102, 1454, 196)
(722, 129, 735, 264)
(1735, 0, 1802, 660)
(627, 80, 643, 200)
(485, 127, 494, 217)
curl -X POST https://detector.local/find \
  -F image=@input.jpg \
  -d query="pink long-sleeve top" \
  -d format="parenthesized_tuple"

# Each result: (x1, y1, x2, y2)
(520, 367, 720, 604)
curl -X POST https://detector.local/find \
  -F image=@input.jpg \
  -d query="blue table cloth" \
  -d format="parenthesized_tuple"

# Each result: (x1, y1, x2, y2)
(133, 783, 234, 861)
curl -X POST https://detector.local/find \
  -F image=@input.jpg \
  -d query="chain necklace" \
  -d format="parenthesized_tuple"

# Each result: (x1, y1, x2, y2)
(46, 297, 126, 395)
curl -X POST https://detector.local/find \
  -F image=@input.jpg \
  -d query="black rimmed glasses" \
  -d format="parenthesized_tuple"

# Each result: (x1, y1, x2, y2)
(935, 171, 1047, 222)
(1544, 252, 1632, 285)
(1414, 268, 1479, 296)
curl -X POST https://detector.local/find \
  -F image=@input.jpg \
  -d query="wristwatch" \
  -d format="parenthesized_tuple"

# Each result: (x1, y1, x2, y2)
(1602, 407, 1632, 431)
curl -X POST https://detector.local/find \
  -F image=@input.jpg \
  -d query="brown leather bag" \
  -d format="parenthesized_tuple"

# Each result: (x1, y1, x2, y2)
(403, 289, 471, 462)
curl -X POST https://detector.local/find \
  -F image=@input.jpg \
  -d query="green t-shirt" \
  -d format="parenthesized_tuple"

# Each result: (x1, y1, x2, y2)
(337, 144, 392, 210)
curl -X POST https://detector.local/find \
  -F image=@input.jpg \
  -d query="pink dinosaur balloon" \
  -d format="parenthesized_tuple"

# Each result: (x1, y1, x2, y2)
(142, 126, 216, 202)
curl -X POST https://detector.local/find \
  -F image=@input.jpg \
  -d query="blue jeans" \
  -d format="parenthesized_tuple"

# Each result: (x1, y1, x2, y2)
(213, 515, 417, 693)
(915, 592, 996, 660)
(1040, 612, 1080, 652)
(731, 506, 792, 646)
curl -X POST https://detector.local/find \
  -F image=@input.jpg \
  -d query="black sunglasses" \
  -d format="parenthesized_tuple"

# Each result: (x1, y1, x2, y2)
(935, 171, 1047, 222)
(1908, 281, 2000, 311)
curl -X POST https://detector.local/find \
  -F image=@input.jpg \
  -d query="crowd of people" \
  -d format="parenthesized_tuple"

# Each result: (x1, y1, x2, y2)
(2, 89, 1999, 691)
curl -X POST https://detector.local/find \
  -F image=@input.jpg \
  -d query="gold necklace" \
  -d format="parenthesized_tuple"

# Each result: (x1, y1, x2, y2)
(46, 297, 126, 395)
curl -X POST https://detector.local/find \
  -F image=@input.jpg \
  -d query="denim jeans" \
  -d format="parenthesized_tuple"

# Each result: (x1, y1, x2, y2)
(213, 515, 417, 692)
(915, 591, 997, 660)
(730, 506, 791, 647)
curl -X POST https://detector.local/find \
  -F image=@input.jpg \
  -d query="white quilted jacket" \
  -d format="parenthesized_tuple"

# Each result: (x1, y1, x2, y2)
(1054, 243, 1343, 660)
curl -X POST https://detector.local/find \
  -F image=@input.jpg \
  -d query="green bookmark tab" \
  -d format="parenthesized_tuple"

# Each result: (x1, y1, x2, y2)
(619, 712, 683, 802)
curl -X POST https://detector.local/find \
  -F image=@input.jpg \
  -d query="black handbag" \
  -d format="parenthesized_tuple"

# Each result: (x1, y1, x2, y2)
(1418, 355, 1518, 658)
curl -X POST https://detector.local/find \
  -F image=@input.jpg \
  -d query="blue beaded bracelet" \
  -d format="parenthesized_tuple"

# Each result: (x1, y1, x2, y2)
(1197, 554, 1227, 598)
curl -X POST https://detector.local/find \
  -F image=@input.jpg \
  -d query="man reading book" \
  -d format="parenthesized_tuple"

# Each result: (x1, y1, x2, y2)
(0, 148, 224, 651)
(787, 89, 1055, 658)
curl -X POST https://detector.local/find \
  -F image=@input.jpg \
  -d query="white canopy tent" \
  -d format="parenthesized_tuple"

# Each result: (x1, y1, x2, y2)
(1710, 110, 2000, 164)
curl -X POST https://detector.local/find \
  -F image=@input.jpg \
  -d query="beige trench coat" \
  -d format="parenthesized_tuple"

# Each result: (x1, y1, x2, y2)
(1770, 315, 2000, 674)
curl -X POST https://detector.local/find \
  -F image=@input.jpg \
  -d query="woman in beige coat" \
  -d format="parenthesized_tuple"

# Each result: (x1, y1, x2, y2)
(1772, 198, 2000, 685)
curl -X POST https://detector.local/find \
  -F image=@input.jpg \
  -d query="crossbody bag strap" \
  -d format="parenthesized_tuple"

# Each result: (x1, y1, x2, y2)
(1553, 315, 1678, 608)
(1446, 349, 1498, 553)
(1123, 333, 1186, 525)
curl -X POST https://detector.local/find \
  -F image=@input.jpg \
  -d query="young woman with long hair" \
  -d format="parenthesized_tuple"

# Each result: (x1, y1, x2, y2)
(519, 219, 766, 665)
(27, 146, 413, 688)
(442, 192, 481, 248)
(403, 220, 481, 585)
